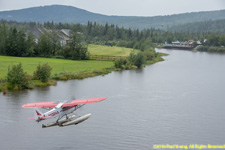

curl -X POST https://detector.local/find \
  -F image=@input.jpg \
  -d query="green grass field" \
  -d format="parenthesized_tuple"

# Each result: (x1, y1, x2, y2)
(0, 56, 114, 79)
(88, 44, 137, 56)
(0, 45, 138, 79)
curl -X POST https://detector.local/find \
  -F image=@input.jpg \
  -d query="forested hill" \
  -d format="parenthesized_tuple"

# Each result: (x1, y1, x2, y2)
(0, 5, 126, 24)
(168, 19, 225, 33)
(1, 5, 225, 30)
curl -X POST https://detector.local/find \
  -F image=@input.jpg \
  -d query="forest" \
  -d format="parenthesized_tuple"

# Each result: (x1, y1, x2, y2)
(168, 19, 225, 34)
(0, 19, 225, 58)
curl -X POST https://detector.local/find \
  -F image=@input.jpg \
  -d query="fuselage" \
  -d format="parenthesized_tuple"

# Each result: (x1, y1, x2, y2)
(36, 103, 83, 122)
(44, 106, 75, 119)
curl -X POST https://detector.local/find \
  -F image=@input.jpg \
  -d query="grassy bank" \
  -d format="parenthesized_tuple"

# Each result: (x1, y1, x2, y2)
(0, 56, 114, 93)
(88, 44, 138, 56)
(0, 56, 114, 79)
(0, 45, 167, 93)
(146, 52, 168, 65)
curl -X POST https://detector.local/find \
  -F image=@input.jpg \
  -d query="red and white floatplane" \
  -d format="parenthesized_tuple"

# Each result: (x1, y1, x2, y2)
(22, 97, 107, 128)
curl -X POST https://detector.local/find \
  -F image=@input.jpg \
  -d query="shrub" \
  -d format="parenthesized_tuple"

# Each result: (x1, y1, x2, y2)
(134, 52, 146, 68)
(115, 58, 127, 68)
(7, 63, 30, 89)
(144, 50, 156, 61)
(128, 50, 136, 65)
(128, 51, 146, 68)
(33, 63, 52, 83)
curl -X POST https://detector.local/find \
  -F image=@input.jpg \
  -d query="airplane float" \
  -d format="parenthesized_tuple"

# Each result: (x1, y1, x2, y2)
(22, 97, 107, 128)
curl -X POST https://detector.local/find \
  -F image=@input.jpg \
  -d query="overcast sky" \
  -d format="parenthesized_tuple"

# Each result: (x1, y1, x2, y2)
(0, 0, 225, 16)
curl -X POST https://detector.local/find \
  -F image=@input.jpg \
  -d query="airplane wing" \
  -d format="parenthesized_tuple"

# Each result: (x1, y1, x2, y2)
(22, 101, 57, 108)
(22, 97, 107, 108)
(62, 97, 107, 107)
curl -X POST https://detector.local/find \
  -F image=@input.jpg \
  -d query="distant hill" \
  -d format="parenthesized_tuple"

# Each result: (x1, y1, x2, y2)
(0, 5, 125, 24)
(168, 19, 225, 33)
(1, 5, 225, 30)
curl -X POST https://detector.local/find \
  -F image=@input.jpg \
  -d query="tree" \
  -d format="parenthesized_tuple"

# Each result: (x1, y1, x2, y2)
(6, 27, 18, 56)
(206, 34, 219, 46)
(104, 23, 108, 36)
(7, 63, 29, 89)
(25, 32, 36, 56)
(66, 26, 89, 60)
(144, 50, 155, 61)
(128, 50, 136, 65)
(166, 32, 174, 44)
(219, 34, 225, 46)
(0, 21, 8, 55)
(114, 58, 127, 69)
(128, 51, 146, 68)
(33, 63, 52, 83)
(50, 31, 61, 56)
(5, 27, 27, 56)
(37, 30, 53, 56)
(17, 30, 26, 56)
(134, 52, 146, 68)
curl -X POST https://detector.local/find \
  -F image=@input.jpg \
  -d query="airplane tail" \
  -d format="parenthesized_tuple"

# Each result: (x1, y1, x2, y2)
(34, 108, 44, 121)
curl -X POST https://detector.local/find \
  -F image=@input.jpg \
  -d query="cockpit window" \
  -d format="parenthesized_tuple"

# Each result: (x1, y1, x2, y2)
(62, 107, 70, 110)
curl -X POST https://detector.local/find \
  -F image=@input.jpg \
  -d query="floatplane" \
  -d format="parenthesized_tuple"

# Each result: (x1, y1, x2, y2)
(22, 97, 107, 128)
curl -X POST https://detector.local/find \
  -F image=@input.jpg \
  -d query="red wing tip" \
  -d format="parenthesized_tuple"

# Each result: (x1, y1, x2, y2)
(96, 97, 108, 102)
(22, 104, 33, 108)
(22, 105, 33, 108)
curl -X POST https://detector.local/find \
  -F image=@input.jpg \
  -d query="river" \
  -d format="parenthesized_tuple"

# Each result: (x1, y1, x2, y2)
(0, 49, 225, 150)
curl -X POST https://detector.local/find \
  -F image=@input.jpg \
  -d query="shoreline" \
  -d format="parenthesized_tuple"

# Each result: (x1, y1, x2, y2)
(157, 45, 225, 53)
(0, 54, 166, 94)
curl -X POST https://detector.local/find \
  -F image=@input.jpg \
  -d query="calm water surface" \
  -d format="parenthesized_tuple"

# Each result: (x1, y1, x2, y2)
(0, 49, 225, 150)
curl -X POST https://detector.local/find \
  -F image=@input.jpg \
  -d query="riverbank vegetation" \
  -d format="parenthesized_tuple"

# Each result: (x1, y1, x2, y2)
(195, 34, 225, 52)
(0, 43, 165, 93)
(0, 55, 114, 79)
(0, 60, 114, 93)
(0, 44, 163, 79)
(196, 46, 225, 52)
(0, 20, 168, 93)
(0, 63, 56, 93)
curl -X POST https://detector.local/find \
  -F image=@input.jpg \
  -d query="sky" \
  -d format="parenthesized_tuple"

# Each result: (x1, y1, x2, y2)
(0, 0, 225, 16)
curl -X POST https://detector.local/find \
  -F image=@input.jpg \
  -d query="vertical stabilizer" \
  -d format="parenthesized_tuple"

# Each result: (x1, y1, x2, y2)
(34, 108, 43, 121)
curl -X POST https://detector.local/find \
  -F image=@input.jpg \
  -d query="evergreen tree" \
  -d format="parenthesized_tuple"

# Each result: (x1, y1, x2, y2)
(219, 34, 225, 46)
(65, 26, 89, 60)
(135, 52, 146, 68)
(37, 31, 53, 56)
(25, 32, 36, 56)
(0, 21, 8, 55)
(17, 30, 26, 56)
(6, 27, 18, 56)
